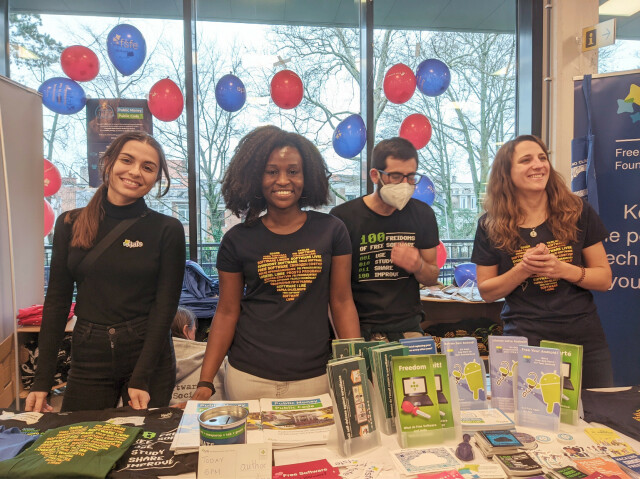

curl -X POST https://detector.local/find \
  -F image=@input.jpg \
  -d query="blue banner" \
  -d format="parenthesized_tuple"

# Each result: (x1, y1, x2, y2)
(574, 71, 640, 386)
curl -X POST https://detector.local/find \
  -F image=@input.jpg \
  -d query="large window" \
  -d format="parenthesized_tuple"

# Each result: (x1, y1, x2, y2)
(597, 2, 640, 74)
(372, 1, 516, 240)
(8, 1, 519, 277)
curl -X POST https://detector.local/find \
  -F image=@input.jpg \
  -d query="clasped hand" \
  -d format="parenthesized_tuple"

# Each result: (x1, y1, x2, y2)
(521, 243, 561, 278)
(390, 243, 422, 274)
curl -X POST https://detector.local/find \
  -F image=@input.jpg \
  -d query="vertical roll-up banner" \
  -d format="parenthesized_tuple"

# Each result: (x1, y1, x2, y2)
(573, 70, 640, 386)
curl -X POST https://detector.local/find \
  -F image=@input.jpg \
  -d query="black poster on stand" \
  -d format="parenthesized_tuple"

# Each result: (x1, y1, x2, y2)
(86, 99, 152, 187)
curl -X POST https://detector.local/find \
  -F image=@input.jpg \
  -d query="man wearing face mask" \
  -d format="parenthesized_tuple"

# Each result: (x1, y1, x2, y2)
(331, 137, 440, 341)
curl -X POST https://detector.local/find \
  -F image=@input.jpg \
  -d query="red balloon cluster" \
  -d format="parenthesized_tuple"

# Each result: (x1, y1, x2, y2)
(43, 159, 61, 236)
(60, 45, 100, 82)
(270, 70, 304, 109)
(399, 113, 432, 150)
(436, 241, 447, 269)
(44, 199, 55, 237)
(148, 78, 184, 122)
(44, 159, 62, 197)
(383, 63, 416, 104)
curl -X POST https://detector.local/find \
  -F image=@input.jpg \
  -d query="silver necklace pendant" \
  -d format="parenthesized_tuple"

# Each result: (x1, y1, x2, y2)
(530, 228, 537, 238)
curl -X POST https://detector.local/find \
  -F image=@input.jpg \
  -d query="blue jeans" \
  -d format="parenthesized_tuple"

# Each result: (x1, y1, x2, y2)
(503, 311, 613, 389)
(61, 317, 176, 412)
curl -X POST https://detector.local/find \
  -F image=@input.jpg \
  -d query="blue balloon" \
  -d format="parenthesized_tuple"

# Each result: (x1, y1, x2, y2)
(38, 77, 87, 115)
(215, 74, 246, 112)
(412, 175, 435, 206)
(416, 59, 451, 97)
(332, 114, 366, 159)
(107, 24, 146, 76)
(454, 263, 477, 286)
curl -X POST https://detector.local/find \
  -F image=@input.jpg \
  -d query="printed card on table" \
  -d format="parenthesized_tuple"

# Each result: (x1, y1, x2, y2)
(198, 443, 271, 479)
(390, 447, 462, 475)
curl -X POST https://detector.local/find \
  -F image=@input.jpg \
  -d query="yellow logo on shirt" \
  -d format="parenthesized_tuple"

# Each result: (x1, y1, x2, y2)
(123, 239, 143, 248)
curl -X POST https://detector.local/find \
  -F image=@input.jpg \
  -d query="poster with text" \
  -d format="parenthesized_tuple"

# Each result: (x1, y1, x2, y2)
(573, 70, 640, 386)
(86, 98, 153, 187)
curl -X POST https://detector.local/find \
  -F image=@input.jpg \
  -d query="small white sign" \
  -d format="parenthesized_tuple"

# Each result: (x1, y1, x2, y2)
(582, 18, 616, 52)
(198, 442, 272, 479)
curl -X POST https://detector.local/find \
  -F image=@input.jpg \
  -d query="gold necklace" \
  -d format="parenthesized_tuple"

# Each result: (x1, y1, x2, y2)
(530, 226, 538, 238)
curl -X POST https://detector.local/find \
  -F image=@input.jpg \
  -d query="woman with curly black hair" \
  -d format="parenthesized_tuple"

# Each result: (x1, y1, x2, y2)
(191, 125, 361, 401)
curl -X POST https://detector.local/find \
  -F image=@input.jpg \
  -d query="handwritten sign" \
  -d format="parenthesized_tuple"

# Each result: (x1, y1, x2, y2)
(198, 443, 272, 479)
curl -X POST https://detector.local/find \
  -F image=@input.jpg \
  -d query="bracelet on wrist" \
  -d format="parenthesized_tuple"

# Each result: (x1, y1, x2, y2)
(197, 381, 216, 394)
(572, 265, 586, 285)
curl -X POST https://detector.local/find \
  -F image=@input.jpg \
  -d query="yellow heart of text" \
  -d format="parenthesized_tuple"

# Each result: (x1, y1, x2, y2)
(257, 249, 322, 301)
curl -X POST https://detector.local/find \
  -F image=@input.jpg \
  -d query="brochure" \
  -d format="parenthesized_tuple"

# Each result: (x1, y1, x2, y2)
(370, 343, 409, 433)
(459, 408, 514, 432)
(260, 394, 334, 449)
(392, 354, 445, 447)
(389, 446, 462, 476)
(440, 337, 488, 410)
(326, 355, 380, 456)
(399, 336, 438, 355)
(540, 340, 583, 425)
(488, 336, 527, 413)
(514, 345, 562, 431)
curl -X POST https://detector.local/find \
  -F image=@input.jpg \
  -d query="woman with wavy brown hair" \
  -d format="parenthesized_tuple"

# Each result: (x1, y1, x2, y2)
(471, 135, 613, 388)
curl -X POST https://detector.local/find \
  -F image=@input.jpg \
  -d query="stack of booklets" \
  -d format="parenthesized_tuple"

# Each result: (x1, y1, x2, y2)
(459, 408, 514, 432)
(539, 340, 583, 425)
(440, 337, 488, 410)
(170, 399, 262, 454)
(326, 355, 380, 456)
(331, 337, 366, 359)
(514, 345, 562, 431)
(493, 451, 544, 477)
(260, 394, 334, 449)
(369, 342, 408, 434)
(488, 336, 528, 413)
(391, 354, 458, 448)
(473, 430, 523, 458)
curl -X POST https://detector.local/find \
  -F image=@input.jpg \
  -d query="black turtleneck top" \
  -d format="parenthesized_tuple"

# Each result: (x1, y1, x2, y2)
(32, 195, 186, 393)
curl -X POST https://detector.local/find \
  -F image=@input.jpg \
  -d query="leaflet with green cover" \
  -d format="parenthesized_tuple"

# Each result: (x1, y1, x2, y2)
(540, 340, 583, 425)
(391, 354, 444, 447)
(371, 343, 409, 421)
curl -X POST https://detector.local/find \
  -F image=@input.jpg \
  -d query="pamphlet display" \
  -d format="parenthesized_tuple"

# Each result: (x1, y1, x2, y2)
(514, 345, 562, 431)
(488, 336, 528, 413)
(326, 356, 380, 456)
(440, 337, 488, 410)
(391, 354, 456, 447)
(540, 340, 583, 425)
(369, 343, 408, 434)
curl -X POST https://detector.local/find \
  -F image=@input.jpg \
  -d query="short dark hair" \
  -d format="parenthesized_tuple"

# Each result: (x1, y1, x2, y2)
(221, 125, 331, 224)
(372, 137, 418, 170)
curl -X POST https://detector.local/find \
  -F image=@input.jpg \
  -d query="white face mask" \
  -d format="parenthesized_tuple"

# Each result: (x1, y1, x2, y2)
(378, 181, 415, 211)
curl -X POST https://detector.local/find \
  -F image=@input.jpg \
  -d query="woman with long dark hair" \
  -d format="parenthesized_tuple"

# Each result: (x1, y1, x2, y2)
(26, 131, 185, 412)
(472, 135, 613, 388)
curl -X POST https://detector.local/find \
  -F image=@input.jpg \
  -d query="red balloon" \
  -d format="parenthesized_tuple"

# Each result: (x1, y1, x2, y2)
(436, 241, 447, 269)
(148, 78, 184, 122)
(399, 113, 432, 150)
(44, 199, 55, 236)
(60, 45, 99, 82)
(383, 63, 416, 104)
(44, 159, 62, 197)
(270, 70, 303, 109)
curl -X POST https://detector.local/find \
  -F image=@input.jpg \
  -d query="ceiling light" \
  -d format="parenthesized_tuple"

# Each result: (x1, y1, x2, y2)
(599, 0, 640, 16)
